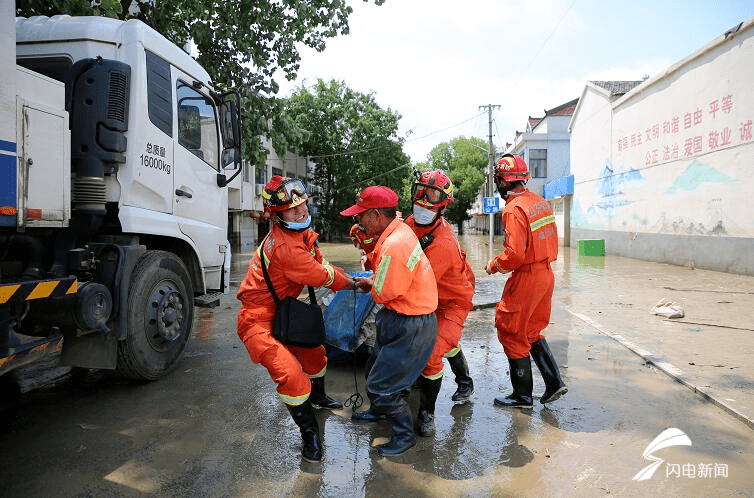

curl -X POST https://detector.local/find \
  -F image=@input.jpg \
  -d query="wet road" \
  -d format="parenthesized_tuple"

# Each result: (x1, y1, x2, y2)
(1, 234, 752, 497)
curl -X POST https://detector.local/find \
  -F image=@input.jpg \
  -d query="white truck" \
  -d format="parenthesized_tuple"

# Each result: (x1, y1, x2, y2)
(0, 6, 242, 398)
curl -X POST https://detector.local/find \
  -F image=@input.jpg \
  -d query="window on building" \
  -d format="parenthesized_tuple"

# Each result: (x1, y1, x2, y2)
(255, 165, 266, 185)
(529, 149, 547, 178)
(272, 167, 283, 177)
(243, 162, 251, 183)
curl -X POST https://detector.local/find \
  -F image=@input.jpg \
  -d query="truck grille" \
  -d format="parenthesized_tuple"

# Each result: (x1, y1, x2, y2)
(107, 71, 128, 124)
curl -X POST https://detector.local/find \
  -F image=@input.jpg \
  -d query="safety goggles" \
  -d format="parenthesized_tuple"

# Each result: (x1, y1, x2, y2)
(270, 178, 308, 205)
(411, 182, 448, 204)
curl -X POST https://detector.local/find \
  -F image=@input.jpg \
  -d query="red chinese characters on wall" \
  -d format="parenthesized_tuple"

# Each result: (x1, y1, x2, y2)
(616, 93, 752, 164)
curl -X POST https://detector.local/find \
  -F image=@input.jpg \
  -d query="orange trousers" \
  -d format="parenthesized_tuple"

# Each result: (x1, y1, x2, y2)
(494, 266, 554, 359)
(237, 306, 326, 405)
(422, 308, 469, 378)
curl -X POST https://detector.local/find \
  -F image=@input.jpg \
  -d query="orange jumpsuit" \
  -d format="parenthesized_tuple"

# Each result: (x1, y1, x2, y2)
(405, 216, 475, 379)
(236, 223, 351, 405)
(488, 189, 558, 359)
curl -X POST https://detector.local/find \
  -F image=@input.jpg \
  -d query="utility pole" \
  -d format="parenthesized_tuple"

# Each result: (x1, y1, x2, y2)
(479, 104, 500, 257)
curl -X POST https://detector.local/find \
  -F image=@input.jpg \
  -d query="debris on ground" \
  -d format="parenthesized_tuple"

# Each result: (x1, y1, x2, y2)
(651, 298, 684, 318)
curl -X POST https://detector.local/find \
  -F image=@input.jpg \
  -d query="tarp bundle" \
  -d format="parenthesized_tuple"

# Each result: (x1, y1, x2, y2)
(323, 271, 376, 352)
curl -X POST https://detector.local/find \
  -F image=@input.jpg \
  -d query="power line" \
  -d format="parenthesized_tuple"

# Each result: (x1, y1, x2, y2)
(526, 0, 578, 69)
(301, 111, 488, 160)
(336, 161, 413, 192)
(405, 112, 487, 143)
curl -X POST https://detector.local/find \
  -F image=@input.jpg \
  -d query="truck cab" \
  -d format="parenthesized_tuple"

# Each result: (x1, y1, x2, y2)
(1, 12, 241, 385)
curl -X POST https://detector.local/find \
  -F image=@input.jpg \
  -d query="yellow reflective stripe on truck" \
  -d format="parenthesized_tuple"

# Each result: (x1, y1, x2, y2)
(0, 277, 77, 305)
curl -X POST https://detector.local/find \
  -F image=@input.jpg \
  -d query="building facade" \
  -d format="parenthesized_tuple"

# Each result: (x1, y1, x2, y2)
(227, 135, 312, 255)
(569, 17, 754, 275)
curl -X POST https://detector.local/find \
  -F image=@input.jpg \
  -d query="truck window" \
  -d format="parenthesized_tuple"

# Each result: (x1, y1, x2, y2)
(177, 81, 219, 170)
(146, 51, 172, 137)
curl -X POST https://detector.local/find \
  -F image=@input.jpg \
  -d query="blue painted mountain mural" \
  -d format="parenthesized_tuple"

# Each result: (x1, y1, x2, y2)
(665, 159, 736, 194)
(596, 160, 644, 197)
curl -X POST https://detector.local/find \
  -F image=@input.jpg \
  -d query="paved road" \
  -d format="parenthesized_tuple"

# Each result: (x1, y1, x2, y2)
(0, 237, 752, 497)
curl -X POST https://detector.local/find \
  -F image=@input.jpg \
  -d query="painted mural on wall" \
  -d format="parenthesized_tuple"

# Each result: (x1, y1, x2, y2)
(574, 32, 754, 238)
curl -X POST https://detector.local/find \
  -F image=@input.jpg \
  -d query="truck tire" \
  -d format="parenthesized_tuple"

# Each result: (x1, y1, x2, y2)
(116, 250, 194, 380)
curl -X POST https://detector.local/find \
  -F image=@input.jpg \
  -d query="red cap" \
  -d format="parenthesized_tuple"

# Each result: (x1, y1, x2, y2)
(340, 186, 399, 216)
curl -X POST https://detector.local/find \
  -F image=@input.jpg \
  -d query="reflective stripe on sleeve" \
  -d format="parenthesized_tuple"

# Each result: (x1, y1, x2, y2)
(407, 242, 422, 271)
(374, 255, 391, 296)
(322, 264, 336, 287)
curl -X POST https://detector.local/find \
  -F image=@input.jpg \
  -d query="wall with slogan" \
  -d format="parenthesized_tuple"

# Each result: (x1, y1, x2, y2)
(570, 16, 754, 275)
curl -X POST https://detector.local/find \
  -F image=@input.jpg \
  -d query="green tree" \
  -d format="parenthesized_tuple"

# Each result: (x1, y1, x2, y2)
(285, 79, 409, 240)
(16, 0, 385, 167)
(423, 136, 487, 234)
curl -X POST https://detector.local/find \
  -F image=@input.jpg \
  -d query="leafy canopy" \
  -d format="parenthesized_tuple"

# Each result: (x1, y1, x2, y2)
(418, 136, 488, 234)
(285, 79, 409, 240)
(16, 0, 385, 167)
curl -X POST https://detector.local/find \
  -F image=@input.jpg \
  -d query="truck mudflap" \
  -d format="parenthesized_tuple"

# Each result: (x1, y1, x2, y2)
(0, 332, 64, 376)
(0, 277, 76, 375)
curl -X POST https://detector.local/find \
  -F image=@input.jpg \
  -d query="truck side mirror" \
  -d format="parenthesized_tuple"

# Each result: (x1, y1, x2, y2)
(220, 97, 241, 150)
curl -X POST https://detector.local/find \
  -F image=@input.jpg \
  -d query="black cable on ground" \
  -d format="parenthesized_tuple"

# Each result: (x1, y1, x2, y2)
(343, 288, 364, 411)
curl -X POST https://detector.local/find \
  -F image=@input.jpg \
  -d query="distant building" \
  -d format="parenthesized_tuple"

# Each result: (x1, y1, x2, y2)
(508, 98, 578, 197)
(569, 17, 754, 275)
(466, 98, 578, 238)
(227, 135, 312, 255)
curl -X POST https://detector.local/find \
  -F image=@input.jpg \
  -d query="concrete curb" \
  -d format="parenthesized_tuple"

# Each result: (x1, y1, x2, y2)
(567, 309, 754, 431)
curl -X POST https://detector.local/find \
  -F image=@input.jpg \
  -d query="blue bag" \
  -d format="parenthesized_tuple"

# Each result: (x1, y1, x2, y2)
(323, 271, 375, 352)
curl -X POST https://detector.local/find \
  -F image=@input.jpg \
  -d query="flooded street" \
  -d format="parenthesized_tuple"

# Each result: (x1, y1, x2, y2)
(1, 233, 752, 497)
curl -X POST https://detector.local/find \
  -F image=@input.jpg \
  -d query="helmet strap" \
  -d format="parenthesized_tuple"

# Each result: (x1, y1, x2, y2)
(497, 180, 526, 199)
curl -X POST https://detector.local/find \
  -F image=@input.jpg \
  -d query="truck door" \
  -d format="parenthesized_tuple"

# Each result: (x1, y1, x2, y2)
(171, 70, 227, 283)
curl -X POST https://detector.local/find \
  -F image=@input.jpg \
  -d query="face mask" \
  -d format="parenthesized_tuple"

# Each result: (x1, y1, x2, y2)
(281, 214, 312, 231)
(413, 204, 438, 226)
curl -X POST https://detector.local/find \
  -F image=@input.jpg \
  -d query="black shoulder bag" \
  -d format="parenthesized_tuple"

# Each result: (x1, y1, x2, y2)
(260, 244, 325, 348)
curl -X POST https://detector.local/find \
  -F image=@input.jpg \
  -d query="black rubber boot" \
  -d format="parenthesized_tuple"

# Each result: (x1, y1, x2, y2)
(377, 402, 417, 456)
(416, 376, 442, 437)
(351, 407, 386, 422)
(494, 357, 534, 409)
(530, 339, 567, 404)
(309, 376, 343, 410)
(447, 349, 474, 402)
(286, 401, 322, 462)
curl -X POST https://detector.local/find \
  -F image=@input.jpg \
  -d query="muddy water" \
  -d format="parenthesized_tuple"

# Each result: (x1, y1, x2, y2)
(1, 233, 752, 497)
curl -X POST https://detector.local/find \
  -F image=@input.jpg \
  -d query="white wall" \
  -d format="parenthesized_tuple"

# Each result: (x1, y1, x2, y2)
(570, 17, 754, 274)
(570, 84, 616, 231)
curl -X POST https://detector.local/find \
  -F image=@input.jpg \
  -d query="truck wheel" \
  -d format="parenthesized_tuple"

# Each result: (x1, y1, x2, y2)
(116, 250, 194, 380)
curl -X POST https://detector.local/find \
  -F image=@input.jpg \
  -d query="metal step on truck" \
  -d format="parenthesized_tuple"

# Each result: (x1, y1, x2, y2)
(0, 5, 242, 410)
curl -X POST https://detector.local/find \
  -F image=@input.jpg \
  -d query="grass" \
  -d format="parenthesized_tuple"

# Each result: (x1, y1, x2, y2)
(318, 242, 365, 274)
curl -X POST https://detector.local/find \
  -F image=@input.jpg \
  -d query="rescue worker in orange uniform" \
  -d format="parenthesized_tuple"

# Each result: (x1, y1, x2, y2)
(349, 223, 376, 271)
(405, 170, 476, 437)
(341, 186, 438, 456)
(236, 176, 356, 462)
(485, 155, 567, 409)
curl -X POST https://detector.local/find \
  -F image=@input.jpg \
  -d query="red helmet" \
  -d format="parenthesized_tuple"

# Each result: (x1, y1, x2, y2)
(494, 154, 530, 182)
(262, 176, 308, 212)
(411, 169, 454, 208)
